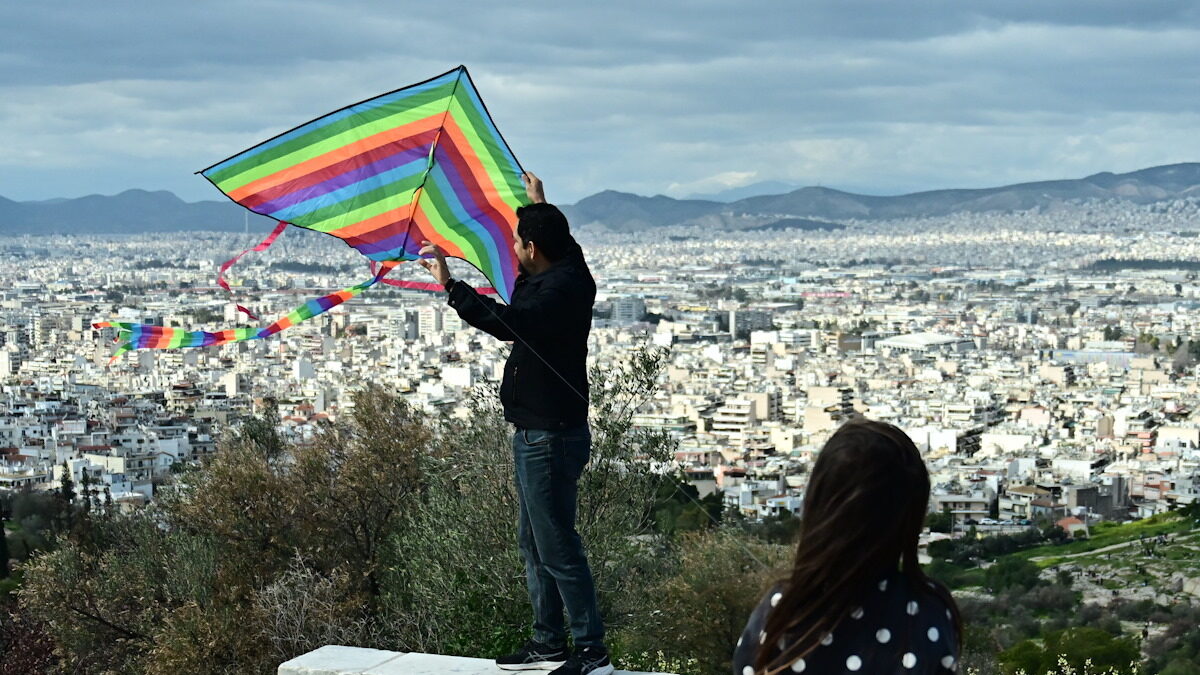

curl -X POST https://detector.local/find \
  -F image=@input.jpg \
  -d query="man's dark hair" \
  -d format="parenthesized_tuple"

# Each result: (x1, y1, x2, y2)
(516, 203, 574, 262)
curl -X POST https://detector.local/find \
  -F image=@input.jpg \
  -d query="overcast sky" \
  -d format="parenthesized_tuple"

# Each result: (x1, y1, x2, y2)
(3, 1, 1199, 204)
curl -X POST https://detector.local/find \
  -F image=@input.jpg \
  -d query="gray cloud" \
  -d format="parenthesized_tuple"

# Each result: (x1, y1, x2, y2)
(1, 1, 1198, 203)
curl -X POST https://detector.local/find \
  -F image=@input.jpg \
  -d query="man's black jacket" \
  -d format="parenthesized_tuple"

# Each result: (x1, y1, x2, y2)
(446, 244, 595, 430)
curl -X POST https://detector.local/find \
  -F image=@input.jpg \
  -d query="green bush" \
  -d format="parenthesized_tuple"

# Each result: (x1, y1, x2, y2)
(19, 388, 432, 674)
(985, 556, 1041, 593)
(999, 627, 1139, 674)
(608, 529, 790, 675)
(16, 348, 677, 674)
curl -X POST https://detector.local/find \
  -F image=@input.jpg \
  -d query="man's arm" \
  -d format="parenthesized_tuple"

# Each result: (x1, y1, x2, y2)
(523, 171, 546, 204)
(447, 279, 574, 345)
(419, 238, 574, 343)
(416, 240, 516, 339)
(445, 281, 519, 341)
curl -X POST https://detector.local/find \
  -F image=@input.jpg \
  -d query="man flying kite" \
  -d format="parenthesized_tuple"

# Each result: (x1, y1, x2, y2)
(421, 173, 611, 675)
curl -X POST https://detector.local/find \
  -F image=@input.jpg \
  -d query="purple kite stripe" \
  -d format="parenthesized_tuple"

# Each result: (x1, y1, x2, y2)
(351, 228, 414, 256)
(432, 138, 516, 284)
(251, 143, 432, 215)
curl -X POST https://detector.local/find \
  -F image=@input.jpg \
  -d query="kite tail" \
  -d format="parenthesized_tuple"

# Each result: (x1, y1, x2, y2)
(366, 261, 498, 295)
(93, 261, 398, 365)
(217, 219, 289, 320)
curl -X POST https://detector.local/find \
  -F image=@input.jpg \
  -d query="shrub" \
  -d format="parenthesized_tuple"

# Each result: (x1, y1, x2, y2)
(985, 556, 1041, 593)
(608, 529, 790, 675)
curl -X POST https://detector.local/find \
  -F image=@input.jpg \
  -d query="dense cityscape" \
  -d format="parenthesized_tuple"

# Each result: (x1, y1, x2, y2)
(5, 199, 1200, 515)
(4, 195, 1200, 673)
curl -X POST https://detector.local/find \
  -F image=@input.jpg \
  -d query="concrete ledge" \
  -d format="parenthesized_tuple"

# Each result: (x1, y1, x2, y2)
(279, 645, 678, 675)
(278, 646, 405, 675)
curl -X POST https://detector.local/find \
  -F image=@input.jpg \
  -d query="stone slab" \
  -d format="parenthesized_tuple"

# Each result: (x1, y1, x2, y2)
(283, 646, 677, 675)
(363, 653, 501, 675)
(365, 652, 674, 675)
(278, 645, 404, 675)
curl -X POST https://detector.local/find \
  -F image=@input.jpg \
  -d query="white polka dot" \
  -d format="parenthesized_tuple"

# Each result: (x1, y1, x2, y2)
(876, 628, 892, 643)
(928, 627, 939, 641)
(945, 609, 952, 620)
(906, 600, 919, 615)
(878, 579, 888, 591)
(790, 658, 806, 672)
(737, 636, 743, 647)
(941, 655, 956, 669)
(902, 652, 917, 668)
(820, 632, 833, 646)
(743, 667, 755, 675)
(777, 638, 787, 652)
(759, 631, 766, 644)
(850, 606, 864, 619)
(770, 592, 782, 607)
(846, 655, 862, 671)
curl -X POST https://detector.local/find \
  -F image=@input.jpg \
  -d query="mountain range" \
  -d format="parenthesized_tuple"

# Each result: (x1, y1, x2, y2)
(1, 163, 1198, 235)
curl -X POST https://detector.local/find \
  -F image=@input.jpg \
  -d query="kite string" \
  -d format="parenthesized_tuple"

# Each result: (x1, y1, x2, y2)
(217, 219, 289, 320)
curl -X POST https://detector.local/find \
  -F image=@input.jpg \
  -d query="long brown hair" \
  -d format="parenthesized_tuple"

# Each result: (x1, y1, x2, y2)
(755, 418, 962, 674)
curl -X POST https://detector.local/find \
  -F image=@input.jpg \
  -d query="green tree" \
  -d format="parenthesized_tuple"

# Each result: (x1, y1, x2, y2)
(999, 627, 1139, 675)
(0, 523, 8, 580)
(1043, 523, 1068, 543)
(57, 461, 75, 533)
(926, 507, 954, 534)
(654, 475, 721, 535)
(998, 638, 1042, 675)
(984, 556, 1040, 593)
(1055, 568, 1073, 588)
(21, 387, 432, 674)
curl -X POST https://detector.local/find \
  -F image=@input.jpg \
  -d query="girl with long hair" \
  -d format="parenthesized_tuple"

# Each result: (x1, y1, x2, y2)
(732, 418, 962, 674)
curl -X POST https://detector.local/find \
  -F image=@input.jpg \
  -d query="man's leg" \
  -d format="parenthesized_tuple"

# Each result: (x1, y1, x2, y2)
(513, 429, 568, 647)
(515, 426, 605, 648)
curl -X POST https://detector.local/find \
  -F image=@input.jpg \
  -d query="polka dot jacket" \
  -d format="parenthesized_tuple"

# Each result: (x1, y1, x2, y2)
(732, 569, 958, 674)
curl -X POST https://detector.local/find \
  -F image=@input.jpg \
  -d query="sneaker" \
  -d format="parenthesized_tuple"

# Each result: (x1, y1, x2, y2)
(496, 640, 570, 671)
(549, 646, 614, 675)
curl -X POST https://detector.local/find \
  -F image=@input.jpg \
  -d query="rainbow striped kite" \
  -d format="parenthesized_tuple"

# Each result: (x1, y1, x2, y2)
(95, 65, 529, 360)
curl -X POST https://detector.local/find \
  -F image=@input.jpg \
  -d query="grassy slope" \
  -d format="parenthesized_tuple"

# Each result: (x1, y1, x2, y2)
(1019, 513, 1196, 568)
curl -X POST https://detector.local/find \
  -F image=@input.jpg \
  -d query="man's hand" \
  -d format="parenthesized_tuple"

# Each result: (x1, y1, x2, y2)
(522, 171, 546, 204)
(418, 240, 451, 287)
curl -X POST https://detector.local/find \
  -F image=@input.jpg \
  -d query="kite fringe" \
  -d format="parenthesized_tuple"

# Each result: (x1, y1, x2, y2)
(367, 260, 497, 295)
(217, 219, 289, 320)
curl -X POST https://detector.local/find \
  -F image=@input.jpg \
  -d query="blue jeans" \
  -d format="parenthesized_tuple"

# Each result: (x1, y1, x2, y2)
(512, 425, 605, 648)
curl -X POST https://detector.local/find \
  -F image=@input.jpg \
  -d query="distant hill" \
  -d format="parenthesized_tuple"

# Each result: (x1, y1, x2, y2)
(685, 180, 799, 202)
(2, 163, 1198, 234)
(0, 189, 274, 234)
(561, 162, 1200, 231)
